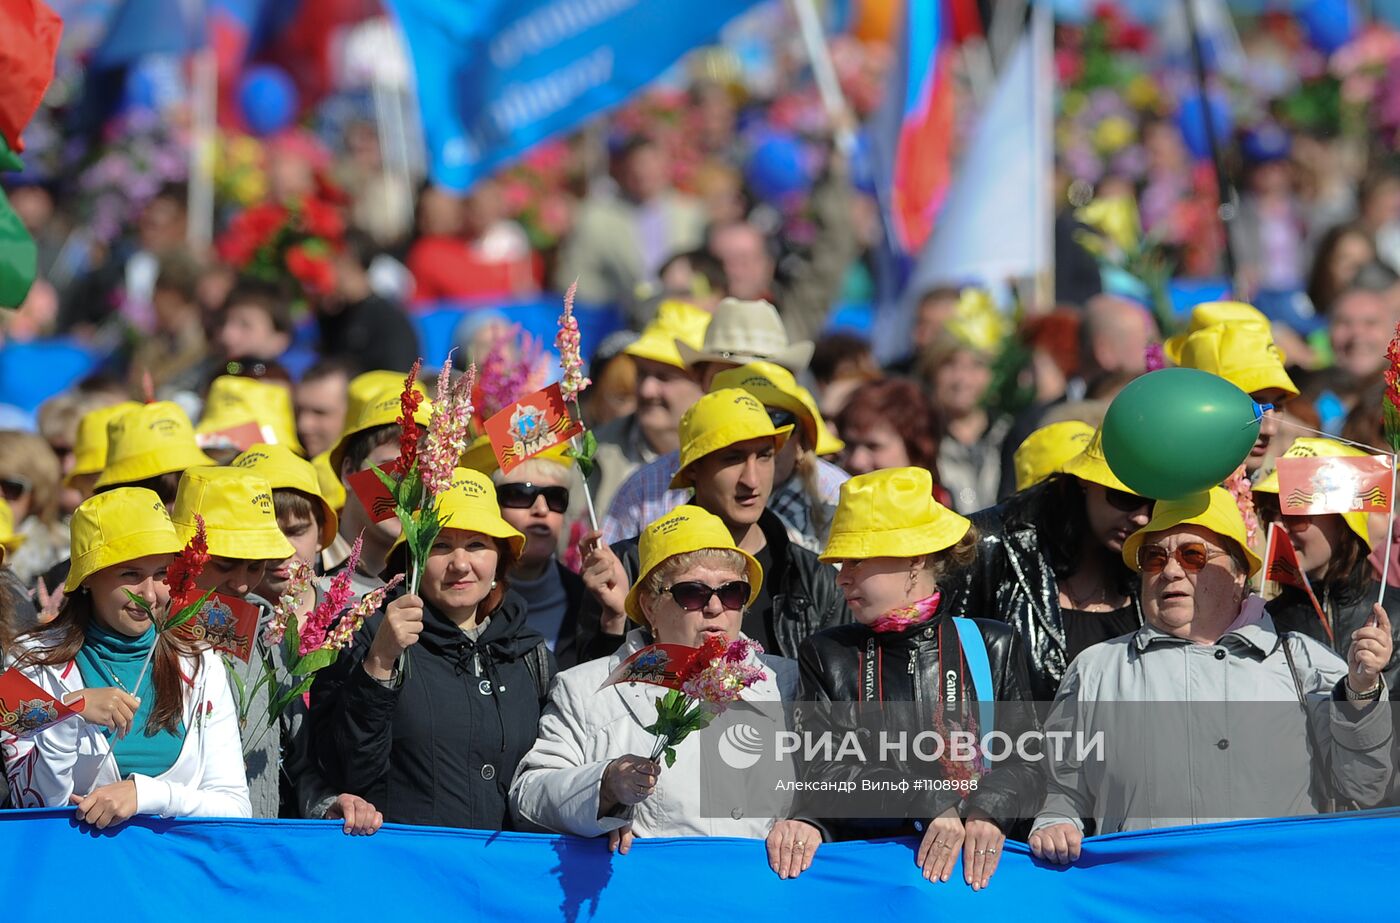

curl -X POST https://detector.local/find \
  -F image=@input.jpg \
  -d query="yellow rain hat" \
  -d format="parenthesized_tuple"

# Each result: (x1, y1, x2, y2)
(327, 385, 433, 478)
(389, 467, 525, 558)
(1252, 437, 1372, 547)
(1122, 486, 1262, 577)
(312, 451, 346, 512)
(232, 443, 339, 549)
(1163, 301, 1272, 364)
(1173, 323, 1298, 399)
(820, 467, 971, 562)
(1014, 421, 1095, 492)
(65, 488, 182, 592)
(624, 300, 712, 369)
(66, 401, 141, 487)
(624, 504, 763, 623)
(670, 388, 794, 489)
(197, 376, 304, 455)
(95, 402, 216, 489)
(347, 370, 420, 425)
(0, 500, 25, 567)
(171, 467, 296, 562)
(1061, 426, 1138, 495)
(711, 360, 844, 456)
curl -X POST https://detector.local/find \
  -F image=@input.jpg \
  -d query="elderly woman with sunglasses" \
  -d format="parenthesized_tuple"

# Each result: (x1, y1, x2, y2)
(1030, 488, 1393, 865)
(942, 427, 1152, 700)
(511, 505, 820, 880)
(493, 456, 586, 670)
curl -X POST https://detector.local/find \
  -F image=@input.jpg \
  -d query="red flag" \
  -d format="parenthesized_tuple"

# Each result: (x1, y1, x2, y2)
(598, 643, 708, 692)
(0, 0, 62, 153)
(1264, 522, 1332, 643)
(184, 593, 260, 663)
(484, 383, 582, 474)
(196, 421, 267, 453)
(0, 668, 81, 736)
(346, 457, 405, 524)
(1276, 455, 1393, 515)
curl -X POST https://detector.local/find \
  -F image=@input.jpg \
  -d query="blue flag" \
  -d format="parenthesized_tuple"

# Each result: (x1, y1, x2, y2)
(389, 0, 764, 191)
(87, 0, 206, 69)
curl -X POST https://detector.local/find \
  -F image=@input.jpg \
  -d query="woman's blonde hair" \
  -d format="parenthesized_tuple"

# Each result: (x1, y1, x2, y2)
(0, 431, 61, 525)
(922, 526, 980, 585)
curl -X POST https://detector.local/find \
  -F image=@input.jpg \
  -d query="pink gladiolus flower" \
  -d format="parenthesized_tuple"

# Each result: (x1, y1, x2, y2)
(556, 281, 591, 405)
(300, 536, 362, 655)
(325, 573, 405, 651)
(264, 561, 315, 646)
(422, 355, 478, 497)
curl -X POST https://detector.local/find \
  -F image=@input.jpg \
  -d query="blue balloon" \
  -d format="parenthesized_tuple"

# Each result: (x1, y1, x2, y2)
(239, 65, 299, 137)
(1176, 91, 1232, 161)
(745, 134, 810, 203)
(1299, 0, 1357, 55)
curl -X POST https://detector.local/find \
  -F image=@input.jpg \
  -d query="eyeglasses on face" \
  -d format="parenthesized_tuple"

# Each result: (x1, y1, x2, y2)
(1137, 542, 1231, 575)
(767, 408, 799, 430)
(665, 580, 751, 612)
(0, 476, 32, 503)
(1104, 486, 1151, 513)
(496, 481, 570, 514)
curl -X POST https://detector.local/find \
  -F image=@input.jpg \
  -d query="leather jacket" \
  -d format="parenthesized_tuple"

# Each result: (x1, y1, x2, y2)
(795, 602, 1044, 839)
(1267, 581, 1400, 693)
(941, 481, 1141, 701)
(575, 508, 851, 663)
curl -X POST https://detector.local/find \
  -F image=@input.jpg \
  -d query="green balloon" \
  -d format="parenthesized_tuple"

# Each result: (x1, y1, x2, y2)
(1101, 368, 1261, 500)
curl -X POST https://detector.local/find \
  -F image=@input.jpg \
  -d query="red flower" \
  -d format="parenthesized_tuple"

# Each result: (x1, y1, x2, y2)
(166, 514, 210, 606)
(1385, 323, 1400, 408)
(286, 244, 336, 295)
(398, 359, 424, 471)
(679, 636, 726, 684)
(300, 198, 345, 242)
(216, 204, 288, 267)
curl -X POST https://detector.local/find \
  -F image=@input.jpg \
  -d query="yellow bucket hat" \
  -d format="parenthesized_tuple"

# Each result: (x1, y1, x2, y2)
(1163, 301, 1271, 364)
(390, 467, 525, 558)
(1173, 323, 1298, 399)
(312, 451, 347, 512)
(171, 467, 296, 562)
(624, 300, 712, 369)
(95, 402, 216, 489)
(231, 443, 339, 549)
(1061, 426, 1139, 495)
(1252, 437, 1372, 547)
(197, 376, 305, 455)
(1014, 421, 1095, 492)
(624, 504, 763, 623)
(65, 488, 182, 591)
(671, 388, 794, 489)
(347, 370, 422, 426)
(1122, 486, 1262, 577)
(711, 360, 844, 456)
(0, 499, 25, 567)
(328, 386, 434, 478)
(820, 467, 971, 562)
(66, 401, 141, 487)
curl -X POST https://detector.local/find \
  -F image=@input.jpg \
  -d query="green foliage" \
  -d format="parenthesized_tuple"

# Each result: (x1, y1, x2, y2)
(565, 430, 598, 479)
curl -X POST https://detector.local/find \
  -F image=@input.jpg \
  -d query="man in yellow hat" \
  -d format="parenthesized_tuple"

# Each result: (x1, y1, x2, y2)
(589, 301, 709, 518)
(578, 388, 849, 663)
(601, 361, 849, 553)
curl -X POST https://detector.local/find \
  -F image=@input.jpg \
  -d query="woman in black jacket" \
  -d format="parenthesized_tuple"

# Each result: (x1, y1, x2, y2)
(797, 467, 1043, 891)
(312, 468, 555, 830)
(942, 428, 1151, 700)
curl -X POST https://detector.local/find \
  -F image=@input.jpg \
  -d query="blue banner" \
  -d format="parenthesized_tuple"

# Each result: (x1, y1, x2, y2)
(389, 0, 765, 191)
(2, 807, 1396, 920)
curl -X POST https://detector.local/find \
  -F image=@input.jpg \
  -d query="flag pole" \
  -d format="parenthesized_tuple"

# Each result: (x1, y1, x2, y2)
(1261, 521, 1275, 593)
(1380, 456, 1397, 608)
(789, 0, 856, 155)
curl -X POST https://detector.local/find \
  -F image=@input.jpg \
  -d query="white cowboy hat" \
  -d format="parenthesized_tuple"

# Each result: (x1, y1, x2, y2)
(675, 298, 814, 372)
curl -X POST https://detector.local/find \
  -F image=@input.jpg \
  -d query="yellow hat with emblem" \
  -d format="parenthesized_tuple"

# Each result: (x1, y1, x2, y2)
(1122, 486, 1262, 577)
(328, 385, 433, 478)
(1253, 437, 1373, 547)
(1172, 322, 1298, 399)
(711, 360, 844, 456)
(171, 467, 296, 561)
(95, 402, 216, 489)
(821, 467, 971, 562)
(1061, 426, 1140, 495)
(624, 504, 763, 623)
(66, 488, 182, 591)
(389, 467, 525, 558)
(1163, 301, 1272, 364)
(231, 443, 339, 549)
(671, 388, 794, 489)
(1014, 421, 1096, 492)
(624, 300, 712, 370)
(66, 401, 142, 487)
(197, 376, 304, 455)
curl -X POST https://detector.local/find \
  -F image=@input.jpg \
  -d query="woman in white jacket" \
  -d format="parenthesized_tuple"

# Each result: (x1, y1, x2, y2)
(2, 488, 250, 826)
(510, 505, 821, 880)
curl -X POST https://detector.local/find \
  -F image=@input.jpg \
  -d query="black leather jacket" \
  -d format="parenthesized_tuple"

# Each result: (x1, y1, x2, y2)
(941, 481, 1141, 701)
(575, 508, 851, 663)
(1267, 581, 1400, 693)
(795, 604, 1044, 839)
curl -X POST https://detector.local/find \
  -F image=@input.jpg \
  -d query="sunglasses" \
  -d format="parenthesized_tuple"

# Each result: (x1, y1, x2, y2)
(1104, 487, 1151, 513)
(768, 409, 799, 430)
(665, 580, 751, 612)
(0, 476, 32, 503)
(496, 482, 570, 514)
(1137, 542, 1231, 575)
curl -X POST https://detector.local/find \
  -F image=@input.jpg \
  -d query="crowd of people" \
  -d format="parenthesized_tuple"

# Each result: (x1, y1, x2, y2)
(8, 0, 1400, 894)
